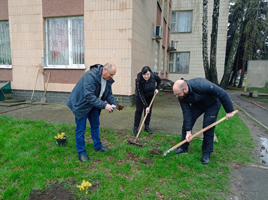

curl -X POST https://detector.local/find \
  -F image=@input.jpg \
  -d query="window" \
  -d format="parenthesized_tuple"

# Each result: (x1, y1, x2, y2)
(171, 11, 192, 33)
(0, 21, 12, 68)
(169, 52, 190, 73)
(45, 17, 84, 68)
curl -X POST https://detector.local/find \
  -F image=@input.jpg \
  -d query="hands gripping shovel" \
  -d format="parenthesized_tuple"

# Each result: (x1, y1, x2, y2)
(162, 110, 239, 156)
(127, 93, 157, 147)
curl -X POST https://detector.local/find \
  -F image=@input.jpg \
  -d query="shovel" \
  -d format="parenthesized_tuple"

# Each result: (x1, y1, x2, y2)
(127, 93, 157, 147)
(40, 72, 51, 104)
(163, 110, 239, 156)
(30, 69, 40, 104)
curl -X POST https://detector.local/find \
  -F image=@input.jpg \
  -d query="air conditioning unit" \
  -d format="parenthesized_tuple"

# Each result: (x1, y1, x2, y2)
(170, 40, 177, 50)
(155, 26, 162, 39)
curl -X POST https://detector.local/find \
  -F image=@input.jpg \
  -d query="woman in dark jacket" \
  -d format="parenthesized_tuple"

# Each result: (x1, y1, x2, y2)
(133, 66, 161, 136)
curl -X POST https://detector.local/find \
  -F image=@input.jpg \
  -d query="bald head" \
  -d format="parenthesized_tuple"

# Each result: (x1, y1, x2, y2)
(102, 62, 116, 80)
(173, 80, 188, 98)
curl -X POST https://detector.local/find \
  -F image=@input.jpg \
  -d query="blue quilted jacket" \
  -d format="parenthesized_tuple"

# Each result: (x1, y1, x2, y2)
(66, 64, 118, 120)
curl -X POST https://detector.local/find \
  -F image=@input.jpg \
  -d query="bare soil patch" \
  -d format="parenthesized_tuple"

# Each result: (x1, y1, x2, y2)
(141, 158, 153, 164)
(28, 184, 75, 200)
(149, 149, 163, 155)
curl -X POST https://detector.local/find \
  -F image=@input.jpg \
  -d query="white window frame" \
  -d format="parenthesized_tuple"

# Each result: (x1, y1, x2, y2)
(171, 11, 192, 33)
(0, 21, 12, 69)
(45, 16, 85, 69)
(169, 52, 190, 74)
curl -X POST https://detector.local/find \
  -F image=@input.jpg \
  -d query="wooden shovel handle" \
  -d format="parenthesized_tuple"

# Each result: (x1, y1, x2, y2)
(171, 110, 239, 150)
(135, 92, 157, 140)
(44, 73, 51, 96)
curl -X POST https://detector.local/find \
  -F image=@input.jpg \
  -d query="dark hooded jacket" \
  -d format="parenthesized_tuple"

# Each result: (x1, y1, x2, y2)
(135, 72, 161, 107)
(178, 78, 234, 131)
(66, 64, 118, 120)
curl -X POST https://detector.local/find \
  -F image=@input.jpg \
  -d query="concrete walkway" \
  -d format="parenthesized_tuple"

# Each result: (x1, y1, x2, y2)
(0, 91, 204, 136)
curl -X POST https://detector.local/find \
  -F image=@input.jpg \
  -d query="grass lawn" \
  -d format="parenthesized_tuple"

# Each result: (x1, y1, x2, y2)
(0, 108, 253, 199)
(227, 85, 268, 94)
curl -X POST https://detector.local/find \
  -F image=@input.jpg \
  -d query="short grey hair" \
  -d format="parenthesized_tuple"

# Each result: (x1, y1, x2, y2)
(104, 62, 115, 70)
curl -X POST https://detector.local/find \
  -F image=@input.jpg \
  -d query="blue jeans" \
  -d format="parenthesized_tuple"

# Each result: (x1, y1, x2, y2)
(75, 107, 102, 155)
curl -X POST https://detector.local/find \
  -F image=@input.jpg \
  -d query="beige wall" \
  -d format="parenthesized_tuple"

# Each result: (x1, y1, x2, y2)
(169, 0, 229, 82)
(156, 0, 172, 78)
(8, 0, 44, 91)
(84, 0, 133, 95)
(83, 0, 156, 96)
(131, 0, 157, 92)
(6, 0, 159, 96)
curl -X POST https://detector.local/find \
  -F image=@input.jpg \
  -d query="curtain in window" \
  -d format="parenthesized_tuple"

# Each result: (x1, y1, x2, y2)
(72, 19, 84, 65)
(176, 53, 189, 73)
(47, 18, 69, 65)
(178, 12, 192, 32)
(0, 21, 12, 65)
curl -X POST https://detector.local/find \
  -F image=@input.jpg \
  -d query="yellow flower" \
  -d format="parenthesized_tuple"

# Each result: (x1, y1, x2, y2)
(76, 180, 92, 194)
(54, 132, 65, 139)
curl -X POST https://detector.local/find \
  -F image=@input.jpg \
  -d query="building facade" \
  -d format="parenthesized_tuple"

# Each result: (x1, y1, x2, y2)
(0, 0, 229, 105)
(169, 0, 229, 81)
(0, 0, 172, 105)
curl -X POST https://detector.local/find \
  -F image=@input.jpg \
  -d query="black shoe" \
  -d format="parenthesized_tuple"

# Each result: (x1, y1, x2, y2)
(133, 127, 138, 136)
(144, 125, 153, 134)
(78, 154, 90, 162)
(201, 154, 210, 164)
(175, 147, 188, 154)
(95, 146, 111, 152)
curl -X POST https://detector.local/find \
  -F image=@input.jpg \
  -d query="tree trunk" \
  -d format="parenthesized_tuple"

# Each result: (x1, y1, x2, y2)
(209, 0, 220, 85)
(202, 0, 210, 81)
(220, 1, 249, 88)
(232, 50, 240, 87)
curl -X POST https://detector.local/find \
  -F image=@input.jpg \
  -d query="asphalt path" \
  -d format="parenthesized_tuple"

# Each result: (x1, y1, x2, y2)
(226, 90, 268, 200)
(227, 90, 268, 129)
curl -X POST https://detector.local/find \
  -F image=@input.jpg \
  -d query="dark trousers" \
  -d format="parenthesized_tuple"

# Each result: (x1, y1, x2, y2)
(75, 107, 102, 155)
(180, 100, 221, 155)
(134, 96, 153, 127)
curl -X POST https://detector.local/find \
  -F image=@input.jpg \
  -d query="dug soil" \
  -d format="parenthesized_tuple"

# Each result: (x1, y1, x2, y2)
(28, 184, 75, 200)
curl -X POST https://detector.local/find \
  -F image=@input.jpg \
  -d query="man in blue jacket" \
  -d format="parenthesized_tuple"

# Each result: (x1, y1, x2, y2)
(66, 62, 124, 162)
(173, 78, 234, 164)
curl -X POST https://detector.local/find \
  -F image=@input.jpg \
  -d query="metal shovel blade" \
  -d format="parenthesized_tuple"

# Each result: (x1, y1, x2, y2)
(40, 97, 46, 104)
(127, 139, 143, 147)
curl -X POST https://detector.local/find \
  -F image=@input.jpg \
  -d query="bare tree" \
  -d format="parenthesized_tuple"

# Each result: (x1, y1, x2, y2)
(202, 0, 210, 81)
(202, 0, 220, 85)
(209, 0, 220, 84)
(220, 0, 249, 88)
